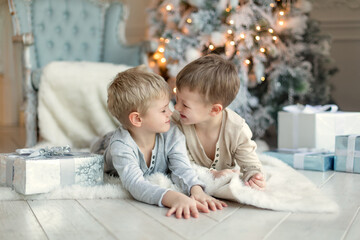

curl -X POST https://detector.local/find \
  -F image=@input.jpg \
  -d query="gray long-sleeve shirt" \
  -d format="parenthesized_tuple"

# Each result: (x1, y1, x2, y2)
(104, 123, 205, 207)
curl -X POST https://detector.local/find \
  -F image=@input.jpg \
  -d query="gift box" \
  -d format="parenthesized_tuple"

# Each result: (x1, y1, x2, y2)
(10, 148, 104, 195)
(0, 153, 18, 187)
(278, 105, 360, 151)
(334, 135, 360, 173)
(264, 149, 334, 171)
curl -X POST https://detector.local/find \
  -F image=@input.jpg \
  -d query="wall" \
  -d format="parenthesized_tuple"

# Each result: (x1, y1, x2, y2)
(309, 0, 360, 111)
(0, 0, 23, 126)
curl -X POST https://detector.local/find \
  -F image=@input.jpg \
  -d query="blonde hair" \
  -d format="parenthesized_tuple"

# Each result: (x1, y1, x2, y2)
(176, 54, 240, 108)
(107, 65, 170, 128)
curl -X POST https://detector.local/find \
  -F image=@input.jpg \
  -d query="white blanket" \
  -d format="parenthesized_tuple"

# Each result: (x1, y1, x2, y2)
(0, 154, 338, 213)
(38, 61, 132, 148)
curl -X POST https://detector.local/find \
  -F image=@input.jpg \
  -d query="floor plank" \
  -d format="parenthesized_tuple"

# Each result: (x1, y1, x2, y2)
(128, 199, 219, 240)
(199, 205, 290, 240)
(343, 207, 360, 240)
(0, 200, 47, 239)
(78, 199, 183, 240)
(28, 199, 116, 240)
(265, 172, 360, 240)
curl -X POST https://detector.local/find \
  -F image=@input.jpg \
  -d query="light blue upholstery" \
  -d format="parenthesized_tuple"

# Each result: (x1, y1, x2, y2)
(8, 0, 145, 146)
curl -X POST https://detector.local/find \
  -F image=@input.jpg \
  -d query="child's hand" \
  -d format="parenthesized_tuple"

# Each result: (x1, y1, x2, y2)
(210, 169, 240, 178)
(190, 185, 227, 211)
(245, 173, 266, 190)
(161, 190, 209, 219)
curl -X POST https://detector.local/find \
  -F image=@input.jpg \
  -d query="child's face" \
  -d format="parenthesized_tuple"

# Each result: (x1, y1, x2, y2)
(141, 95, 172, 133)
(174, 87, 213, 125)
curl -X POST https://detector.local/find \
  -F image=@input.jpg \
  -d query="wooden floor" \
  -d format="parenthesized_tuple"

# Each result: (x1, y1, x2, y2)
(1, 127, 359, 240)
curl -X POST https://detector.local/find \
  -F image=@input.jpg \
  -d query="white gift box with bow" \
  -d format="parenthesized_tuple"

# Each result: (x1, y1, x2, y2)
(278, 104, 360, 151)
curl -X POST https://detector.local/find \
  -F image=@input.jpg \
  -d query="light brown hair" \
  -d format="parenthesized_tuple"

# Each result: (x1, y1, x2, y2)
(107, 66, 170, 128)
(176, 54, 240, 108)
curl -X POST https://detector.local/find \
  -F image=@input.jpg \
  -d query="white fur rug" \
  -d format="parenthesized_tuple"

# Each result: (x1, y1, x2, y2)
(0, 154, 338, 213)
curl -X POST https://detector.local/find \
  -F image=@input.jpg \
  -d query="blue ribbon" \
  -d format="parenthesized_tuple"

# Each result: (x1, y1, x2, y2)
(16, 146, 72, 158)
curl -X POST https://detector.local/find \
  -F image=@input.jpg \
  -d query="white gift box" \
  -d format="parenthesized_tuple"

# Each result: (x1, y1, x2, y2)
(12, 152, 104, 195)
(0, 153, 17, 187)
(278, 105, 360, 151)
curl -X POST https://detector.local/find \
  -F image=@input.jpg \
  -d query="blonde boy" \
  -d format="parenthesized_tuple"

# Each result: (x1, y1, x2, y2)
(102, 66, 226, 219)
(173, 54, 266, 190)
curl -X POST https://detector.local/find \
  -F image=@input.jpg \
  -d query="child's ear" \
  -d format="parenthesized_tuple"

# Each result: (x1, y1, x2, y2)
(210, 104, 223, 116)
(129, 112, 142, 127)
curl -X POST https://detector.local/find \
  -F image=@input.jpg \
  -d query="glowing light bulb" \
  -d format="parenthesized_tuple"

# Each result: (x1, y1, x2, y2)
(160, 37, 164, 42)
(153, 53, 161, 60)
(166, 4, 172, 11)
(165, 39, 170, 43)
(279, 21, 284, 26)
(245, 59, 251, 65)
(261, 76, 265, 81)
(209, 44, 215, 50)
(187, 18, 192, 24)
(158, 47, 165, 53)
(260, 47, 265, 52)
(256, 25, 261, 31)
(268, 28, 274, 33)
(229, 19, 234, 25)
(160, 57, 166, 63)
(270, 3, 275, 7)
(240, 33, 245, 39)
(255, 36, 260, 41)
(230, 41, 235, 45)
(279, 11, 285, 16)
(273, 36, 278, 41)
(227, 29, 233, 34)
(226, 7, 231, 12)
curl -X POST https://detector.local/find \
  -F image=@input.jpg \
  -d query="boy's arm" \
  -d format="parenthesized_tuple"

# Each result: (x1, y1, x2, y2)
(233, 123, 264, 182)
(110, 141, 170, 206)
(165, 126, 205, 195)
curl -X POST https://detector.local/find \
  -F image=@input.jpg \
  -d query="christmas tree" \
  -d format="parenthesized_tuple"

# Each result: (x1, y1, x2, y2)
(147, 0, 337, 137)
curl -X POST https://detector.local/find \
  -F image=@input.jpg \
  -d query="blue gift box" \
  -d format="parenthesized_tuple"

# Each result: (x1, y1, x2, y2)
(264, 149, 334, 171)
(334, 135, 360, 173)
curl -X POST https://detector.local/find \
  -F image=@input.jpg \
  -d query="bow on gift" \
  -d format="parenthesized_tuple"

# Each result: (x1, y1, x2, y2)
(16, 146, 72, 158)
(283, 104, 338, 113)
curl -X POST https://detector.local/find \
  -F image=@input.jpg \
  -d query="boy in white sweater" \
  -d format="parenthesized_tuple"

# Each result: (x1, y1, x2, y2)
(172, 54, 266, 190)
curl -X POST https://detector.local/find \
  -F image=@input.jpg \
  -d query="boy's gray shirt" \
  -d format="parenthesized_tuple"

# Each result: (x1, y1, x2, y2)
(104, 123, 205, 207)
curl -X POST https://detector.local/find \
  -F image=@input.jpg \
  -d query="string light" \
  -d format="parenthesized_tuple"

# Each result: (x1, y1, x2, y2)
(279, 20, 284, 26)
(260, 47, 265, 53)
(153, 52, 161, 60)
(240, 33, 245, 39)
(160, 57, 166, 63)
(279, 11, 285, 16)
(158, 47, 165, 53)
(273, 36, 278, 41)
(261, 76, 265, 81)
(225, 7, 231, 12)
(230, 41, 235, 45)
(255, 35, 260, 41)
(268, 28, 274, 33)
(270, 3, 275, 7)
(245, 59, 251, 65)
(209, 44, 215, 50)
(229, 19, 234, 25)
(166, 4, 172, 11)
(227, 29, 233, 34)
(256, 25, 261, 31)
(164, 38, 170, 43)
(160, 37, 164, 42)
(186, 18, 192, 24)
